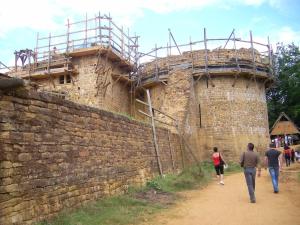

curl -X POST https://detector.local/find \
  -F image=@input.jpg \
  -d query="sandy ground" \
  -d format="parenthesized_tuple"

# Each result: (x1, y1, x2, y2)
(141, 163, 300, 225)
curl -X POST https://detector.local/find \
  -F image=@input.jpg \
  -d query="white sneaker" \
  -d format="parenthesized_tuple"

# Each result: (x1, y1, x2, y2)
(220, 181, 224, 185)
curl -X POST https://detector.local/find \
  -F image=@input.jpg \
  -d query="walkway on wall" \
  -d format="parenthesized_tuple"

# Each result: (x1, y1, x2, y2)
(141, 163, 300, 225)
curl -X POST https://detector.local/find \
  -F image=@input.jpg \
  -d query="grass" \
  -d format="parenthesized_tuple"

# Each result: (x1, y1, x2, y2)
(224, 162, 243, 174)
(36, 162, 241, 225)
(37, 196, 162, 225)
(147, 162, 215, 193)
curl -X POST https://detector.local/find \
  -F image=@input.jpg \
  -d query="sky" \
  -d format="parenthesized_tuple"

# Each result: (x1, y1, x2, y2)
(0, 0, 300, 68)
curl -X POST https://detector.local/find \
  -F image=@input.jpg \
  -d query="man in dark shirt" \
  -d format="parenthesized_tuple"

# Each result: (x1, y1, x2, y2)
(265, 144, 283, 193)
(240, 143, 261, 203)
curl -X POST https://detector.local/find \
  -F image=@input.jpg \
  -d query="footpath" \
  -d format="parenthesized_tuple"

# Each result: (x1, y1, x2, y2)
(142, 163, 300, 225)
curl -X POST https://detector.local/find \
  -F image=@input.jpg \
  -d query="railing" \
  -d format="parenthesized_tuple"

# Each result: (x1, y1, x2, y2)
(137, 29, 274, 83)
(34, 13, 139, 67)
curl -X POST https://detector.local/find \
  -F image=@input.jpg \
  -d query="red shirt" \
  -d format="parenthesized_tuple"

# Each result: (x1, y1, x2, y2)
(212, 153, 221, 166)
(284, 148, 291, 156)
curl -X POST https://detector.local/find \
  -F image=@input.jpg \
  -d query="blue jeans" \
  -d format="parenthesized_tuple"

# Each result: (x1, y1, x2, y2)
(268, 167, 279, 192)
(244, 168, 256, 202)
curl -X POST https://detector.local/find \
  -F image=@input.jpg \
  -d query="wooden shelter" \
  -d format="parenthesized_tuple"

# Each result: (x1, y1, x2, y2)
(270, 112, 300, 136)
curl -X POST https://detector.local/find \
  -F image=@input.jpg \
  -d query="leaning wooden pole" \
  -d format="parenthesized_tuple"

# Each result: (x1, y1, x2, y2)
(146, 89, 163, 176)
(167, 130, 175, 171)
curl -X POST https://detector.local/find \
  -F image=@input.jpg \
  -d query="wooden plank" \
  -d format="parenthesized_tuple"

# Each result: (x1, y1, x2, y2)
(18, 68, 76, 79)
(146, 89, 163, 176)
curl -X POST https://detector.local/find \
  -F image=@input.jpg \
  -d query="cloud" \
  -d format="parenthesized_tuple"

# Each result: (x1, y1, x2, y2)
(0, 0, 64, 37)
(0, 0, 288, 37)
(235, 0, 283, 7)
(271, 26, 300, 46)
(0, 0, 297, 66)
(242, 0, 266, 6)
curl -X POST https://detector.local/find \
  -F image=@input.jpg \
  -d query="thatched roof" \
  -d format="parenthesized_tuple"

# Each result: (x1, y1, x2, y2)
(270, 112, 300, 136)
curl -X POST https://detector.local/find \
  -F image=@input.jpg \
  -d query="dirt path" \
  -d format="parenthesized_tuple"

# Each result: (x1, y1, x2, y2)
(142, 164, 300, 225)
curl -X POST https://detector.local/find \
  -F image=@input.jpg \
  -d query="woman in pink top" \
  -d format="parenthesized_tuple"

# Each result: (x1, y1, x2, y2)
(212, 147, 226, 185)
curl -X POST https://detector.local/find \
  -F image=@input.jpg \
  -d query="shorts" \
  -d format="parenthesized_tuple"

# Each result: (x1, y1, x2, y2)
(215, 164, 224, 175)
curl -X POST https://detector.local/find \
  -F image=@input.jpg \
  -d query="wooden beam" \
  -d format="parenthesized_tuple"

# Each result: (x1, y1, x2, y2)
(146, 89, 163, 176)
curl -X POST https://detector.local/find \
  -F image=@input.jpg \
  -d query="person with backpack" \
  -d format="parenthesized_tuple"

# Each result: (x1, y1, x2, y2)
(265, 143, 283, 193)
(240, 143, 261, 203)
(283, 145, 291, 167)
(212, 147, 226, 185)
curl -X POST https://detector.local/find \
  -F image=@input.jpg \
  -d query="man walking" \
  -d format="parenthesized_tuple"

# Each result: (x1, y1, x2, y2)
(240, 143, 261, 203)
(265, 144, 283, 193)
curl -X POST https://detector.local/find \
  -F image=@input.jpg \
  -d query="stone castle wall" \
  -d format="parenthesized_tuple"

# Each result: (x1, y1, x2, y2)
(149, 70, 206, 162)
(196, 76, 270, 159)
(147, 72, 270, 161)
(141, 47, 271, 161)
(0, 89, 184, 225)
(36, 54, 131, 115)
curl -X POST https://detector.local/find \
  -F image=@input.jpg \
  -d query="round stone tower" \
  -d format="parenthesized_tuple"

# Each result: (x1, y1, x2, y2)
(138, 47, 273, 161)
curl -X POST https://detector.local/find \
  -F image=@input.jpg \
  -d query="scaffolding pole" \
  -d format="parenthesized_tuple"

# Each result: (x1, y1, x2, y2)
(35, 32, 39, 65)
(168, 28, 181, 55)
(223, 29, 235, 49)
(66, 19, 70, 53)
(190, 36, 194, 71)
(99, 12, 102, 44)
(204, 28, 208, 74)
(47, 33, 51, 74)
(85, 13, 88, 48)
(146, 89, 163, 176)
(155, 44, 158, 80)
(232, 30, 240, 87)
(108, 13, 112, 48)
(268, 36, 273, 68)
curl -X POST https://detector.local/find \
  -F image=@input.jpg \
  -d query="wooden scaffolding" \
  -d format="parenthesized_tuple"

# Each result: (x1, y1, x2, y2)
(137, 29, 274, 87)
(12, 13, 139, 81)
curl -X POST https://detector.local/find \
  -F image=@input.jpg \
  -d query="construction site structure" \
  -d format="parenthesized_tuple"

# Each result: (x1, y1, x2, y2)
(135, 29, 273, 160)
(6, 15, 274, 160)
(9, 13, 138, 113)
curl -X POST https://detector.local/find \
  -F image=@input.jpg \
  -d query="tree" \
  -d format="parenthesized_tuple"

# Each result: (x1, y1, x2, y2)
(267, 43, 300, 128)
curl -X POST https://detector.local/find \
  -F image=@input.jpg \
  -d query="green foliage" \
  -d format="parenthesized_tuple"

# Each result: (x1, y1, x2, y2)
(267, 43, 300, 127)
(224, 162, 243, 174)
(149, 163, 215, 193)
(146, 180, 162, 191)
(36, 196, 161, 225)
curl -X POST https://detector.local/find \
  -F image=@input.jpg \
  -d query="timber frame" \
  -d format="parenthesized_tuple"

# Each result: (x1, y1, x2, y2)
(10, 13, 139, 82)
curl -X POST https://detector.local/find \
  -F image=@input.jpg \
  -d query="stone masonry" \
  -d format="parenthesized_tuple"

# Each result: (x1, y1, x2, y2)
(195, 76, 270, 159)
(0, 88, 183, 225)
(142, 47, 272, 161)
(34, 54, 132, 115)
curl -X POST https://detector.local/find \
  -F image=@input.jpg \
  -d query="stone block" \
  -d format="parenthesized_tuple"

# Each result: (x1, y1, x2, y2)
(0, 161, 13, 169)
(0, 101, 14, 111)
(18, 153, 32, 162)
